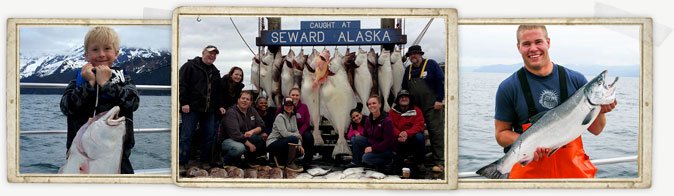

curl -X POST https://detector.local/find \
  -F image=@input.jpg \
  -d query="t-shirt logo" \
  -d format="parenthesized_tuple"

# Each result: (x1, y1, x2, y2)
(538, 89, 559, 109)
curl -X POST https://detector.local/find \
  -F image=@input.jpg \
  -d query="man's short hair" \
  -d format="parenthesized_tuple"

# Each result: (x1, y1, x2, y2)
(516, 25, 549, 44)
(84, 26, 120, 53)
(239, 91, 253, 99)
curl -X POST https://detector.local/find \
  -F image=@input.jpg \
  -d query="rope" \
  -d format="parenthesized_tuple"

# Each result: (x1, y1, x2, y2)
(92, 69, 99, 118)
(412, 18, 434, 46)
(230, 17, 256, 56)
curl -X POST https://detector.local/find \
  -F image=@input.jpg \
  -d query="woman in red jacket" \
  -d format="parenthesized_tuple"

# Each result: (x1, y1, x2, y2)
(389, 90, 426, 169)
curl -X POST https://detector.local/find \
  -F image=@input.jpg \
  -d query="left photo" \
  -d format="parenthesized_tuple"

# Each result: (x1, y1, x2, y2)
(7, 19, 172, 183)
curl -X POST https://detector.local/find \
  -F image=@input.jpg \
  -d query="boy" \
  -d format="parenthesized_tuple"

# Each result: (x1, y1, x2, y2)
(60, 26, 140, 174)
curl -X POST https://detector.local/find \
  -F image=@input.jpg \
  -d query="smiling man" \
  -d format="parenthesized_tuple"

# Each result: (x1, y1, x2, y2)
(178, 45, 226, 171)
(493, 25, 618, 178)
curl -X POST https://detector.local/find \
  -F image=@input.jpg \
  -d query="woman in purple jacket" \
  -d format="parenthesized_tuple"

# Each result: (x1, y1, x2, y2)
(350, 95, 395, 169)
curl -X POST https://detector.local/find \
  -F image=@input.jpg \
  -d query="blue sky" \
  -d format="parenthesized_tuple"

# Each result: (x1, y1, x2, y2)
(19, 25, 171, 55)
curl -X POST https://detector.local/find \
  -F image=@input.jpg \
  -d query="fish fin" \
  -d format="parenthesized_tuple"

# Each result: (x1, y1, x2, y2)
(547, 147, 561, 157)
(529, 111, 547, 124)
(582, 108, 597, 125)
(79, 161, 90, 174)
(519, 159, 532, 167)
(476, 157, 508, 179)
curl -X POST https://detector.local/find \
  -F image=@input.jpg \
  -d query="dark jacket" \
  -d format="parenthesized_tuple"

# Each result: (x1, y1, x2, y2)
(60, 67, 139, 153)
(179, 56, 223, 112)
(258, 106, 277, 135)
(219, 105, 265, 144)
(221, 74, 245, 109)
(363, 113, 395, 153)
(401, 58, 445, 102)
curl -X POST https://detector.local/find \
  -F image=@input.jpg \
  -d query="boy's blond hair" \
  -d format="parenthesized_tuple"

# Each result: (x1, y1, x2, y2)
(83, 26, 120, 53)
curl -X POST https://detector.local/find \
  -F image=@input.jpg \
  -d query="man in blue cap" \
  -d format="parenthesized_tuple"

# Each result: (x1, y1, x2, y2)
(401, 45, 445, 173)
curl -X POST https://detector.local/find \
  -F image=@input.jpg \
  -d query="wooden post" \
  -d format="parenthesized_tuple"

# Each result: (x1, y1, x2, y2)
(267, 17, 281, 54)
(381, 18, 395, 52)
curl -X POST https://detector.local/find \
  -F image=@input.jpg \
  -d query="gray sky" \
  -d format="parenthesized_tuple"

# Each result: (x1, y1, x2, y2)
(178, 16, 447, 88)
(19, 25, 171, 55)
(459, 25, 640, 67)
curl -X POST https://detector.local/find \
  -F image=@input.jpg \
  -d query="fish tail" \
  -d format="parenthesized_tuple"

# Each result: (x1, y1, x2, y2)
(476, 157, 509, 179)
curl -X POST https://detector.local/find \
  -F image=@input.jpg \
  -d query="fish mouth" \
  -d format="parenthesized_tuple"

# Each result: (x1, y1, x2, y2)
(105, 106, 125, 126)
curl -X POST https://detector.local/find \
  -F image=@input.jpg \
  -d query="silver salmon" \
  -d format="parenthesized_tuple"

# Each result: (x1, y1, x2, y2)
(59, 106, 126, 174)
(476, 70, 618, 179)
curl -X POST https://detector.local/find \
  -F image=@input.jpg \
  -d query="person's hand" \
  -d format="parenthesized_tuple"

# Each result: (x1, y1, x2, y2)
(245, 141, 256, 153)
(244, 130, 254, 138)
(433, 101, 444, 110)
(94, 65, 112, 86)
(600, 99, 618, 114)
(81, 63, 96, 86)
(219, 107, 226, 115)
(261, 132, 268, 141)
(533, 147, 551, 162)
(354, 132, 361, 136)
(397, 136, 407, 143)
(181, 105, 190, 113)
(298, 146, 305, 155)
(364, 146, 372, 153)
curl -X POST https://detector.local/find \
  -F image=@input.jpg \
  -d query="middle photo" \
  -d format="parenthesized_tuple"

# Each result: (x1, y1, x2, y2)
(172, 7, 457, 189)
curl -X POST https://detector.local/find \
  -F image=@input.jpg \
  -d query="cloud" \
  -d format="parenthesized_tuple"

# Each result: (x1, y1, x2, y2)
(178, 16, 448, 87)
(460, 25, 640, 67)
(20, 25, 171, 55)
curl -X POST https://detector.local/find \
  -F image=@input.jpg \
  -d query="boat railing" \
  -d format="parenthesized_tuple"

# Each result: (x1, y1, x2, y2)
(19, 82, 172, 174)
(458, 155, 638, 178)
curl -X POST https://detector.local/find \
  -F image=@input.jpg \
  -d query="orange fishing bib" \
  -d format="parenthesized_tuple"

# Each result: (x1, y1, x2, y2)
(508, 123, 597, 179)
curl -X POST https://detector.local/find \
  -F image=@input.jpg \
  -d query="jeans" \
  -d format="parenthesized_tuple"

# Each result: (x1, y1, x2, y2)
(221, 139, 246, 164)
(267, 136, 300, 164)
(363, 150, 394, 167)
(179, 111, 215, 166)
(221, 134, 266, 165)
(396, 132, 426, 162)
(350, 136, 369, 165)
(351, 135, 394, 167)
(301, 130, 314, 164)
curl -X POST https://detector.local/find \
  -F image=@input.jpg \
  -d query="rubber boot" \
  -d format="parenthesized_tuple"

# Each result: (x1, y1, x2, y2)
(285, 143, 304, 172)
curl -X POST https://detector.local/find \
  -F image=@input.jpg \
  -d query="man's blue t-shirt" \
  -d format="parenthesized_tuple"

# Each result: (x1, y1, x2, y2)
(494, 64, 588, 127)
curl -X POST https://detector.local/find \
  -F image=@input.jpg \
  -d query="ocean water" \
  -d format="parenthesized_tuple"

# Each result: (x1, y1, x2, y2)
(19, 94, 171, 174)
(459, 72, 639, 178)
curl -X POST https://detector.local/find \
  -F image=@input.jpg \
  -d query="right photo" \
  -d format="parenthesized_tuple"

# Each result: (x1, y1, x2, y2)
(458, 23, 644, 182)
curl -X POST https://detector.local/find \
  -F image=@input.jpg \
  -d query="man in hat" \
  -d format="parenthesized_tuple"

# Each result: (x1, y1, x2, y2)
(179, 45, 227, 171)
(401, 45, 445, 172)
(389, 89, 426, 172)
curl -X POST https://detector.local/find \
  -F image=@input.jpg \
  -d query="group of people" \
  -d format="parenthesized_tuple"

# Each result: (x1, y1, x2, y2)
(346, 45, 446, 174)
(179, 45, 315, 172)
(178, 44, 447, 175)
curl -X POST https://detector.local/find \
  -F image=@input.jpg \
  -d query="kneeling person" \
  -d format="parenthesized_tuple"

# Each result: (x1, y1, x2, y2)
(267, 98, 305, 172)
(220, 91, 266, 167)
(389, 90, 426, 169)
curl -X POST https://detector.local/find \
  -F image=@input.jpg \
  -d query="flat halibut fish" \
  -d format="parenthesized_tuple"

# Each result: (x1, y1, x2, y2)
(59, 106, 126, 174)
(476, 70, 618, 179)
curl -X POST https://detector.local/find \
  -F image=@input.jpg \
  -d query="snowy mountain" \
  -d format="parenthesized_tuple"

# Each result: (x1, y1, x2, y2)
(20, 45, 171, 94)
(20, 45, 170, 83)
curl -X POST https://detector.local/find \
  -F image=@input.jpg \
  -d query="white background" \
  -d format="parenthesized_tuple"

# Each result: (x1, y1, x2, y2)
(2, 0, 670, 195)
